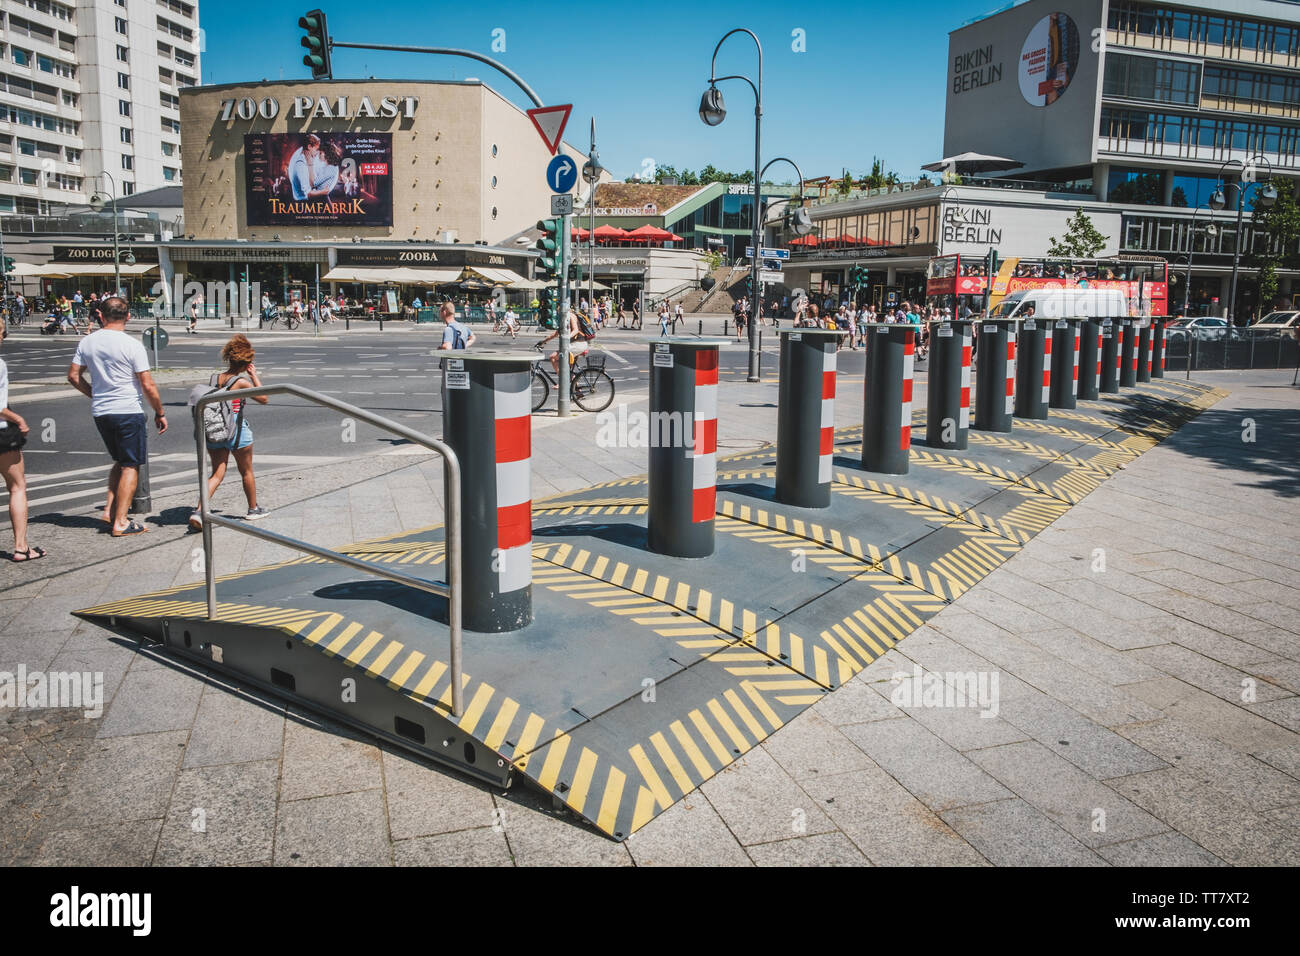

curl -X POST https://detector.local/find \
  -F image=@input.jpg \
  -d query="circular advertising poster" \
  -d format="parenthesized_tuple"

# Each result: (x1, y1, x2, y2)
(1019, 12, 1080, 106)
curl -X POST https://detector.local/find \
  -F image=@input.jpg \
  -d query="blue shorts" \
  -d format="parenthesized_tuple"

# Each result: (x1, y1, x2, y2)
(207, 420, 253, 451)
(94, 413, 148, 466)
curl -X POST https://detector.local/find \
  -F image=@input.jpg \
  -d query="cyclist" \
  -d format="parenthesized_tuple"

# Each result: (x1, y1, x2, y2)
(541, 307, 588, 374)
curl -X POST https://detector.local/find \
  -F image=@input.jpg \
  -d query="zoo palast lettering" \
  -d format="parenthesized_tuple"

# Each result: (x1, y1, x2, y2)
(219, 94, 419, 122)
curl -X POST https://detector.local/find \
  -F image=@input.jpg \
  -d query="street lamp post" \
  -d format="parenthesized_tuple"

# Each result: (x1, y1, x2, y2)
(758, 156, 811, 315)
(582, 118, 603, 329)
(701, 28, 763, 381)
(1181, 203, 1218, 318)
(1209, 154, 1277, 325)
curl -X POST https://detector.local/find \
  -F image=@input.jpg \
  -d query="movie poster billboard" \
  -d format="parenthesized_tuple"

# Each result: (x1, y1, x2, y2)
(244, 132, 393, 227)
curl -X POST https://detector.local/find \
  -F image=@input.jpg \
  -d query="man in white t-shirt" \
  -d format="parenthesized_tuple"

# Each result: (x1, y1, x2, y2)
(66, 296, 167, 536)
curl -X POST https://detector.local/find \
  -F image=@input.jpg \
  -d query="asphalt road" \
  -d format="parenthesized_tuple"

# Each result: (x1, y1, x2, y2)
(0, 322, 874, 520)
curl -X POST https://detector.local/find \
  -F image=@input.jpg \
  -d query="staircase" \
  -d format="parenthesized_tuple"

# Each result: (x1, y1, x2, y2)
(683, 264, 742, 313)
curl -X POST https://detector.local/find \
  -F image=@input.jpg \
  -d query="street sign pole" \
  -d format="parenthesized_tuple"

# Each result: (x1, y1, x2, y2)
(557, 211, 571, 418)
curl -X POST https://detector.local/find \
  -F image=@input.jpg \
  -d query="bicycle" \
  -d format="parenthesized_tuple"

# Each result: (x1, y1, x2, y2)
(531, 341, 615, 413)
(263, 306, 302, 331)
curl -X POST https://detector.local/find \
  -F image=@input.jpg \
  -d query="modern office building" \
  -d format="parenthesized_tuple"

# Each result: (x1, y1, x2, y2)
(780, 0, 1300, 318)
(0, 0, 201, 215)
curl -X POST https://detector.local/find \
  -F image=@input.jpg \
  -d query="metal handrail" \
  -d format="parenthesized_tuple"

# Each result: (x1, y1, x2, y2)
(193, 382, 465, 716)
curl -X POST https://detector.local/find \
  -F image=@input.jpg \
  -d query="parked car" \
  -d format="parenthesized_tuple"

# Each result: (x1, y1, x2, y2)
(1166, 316, 1232, 340)
(1249, 310, 1300, 333)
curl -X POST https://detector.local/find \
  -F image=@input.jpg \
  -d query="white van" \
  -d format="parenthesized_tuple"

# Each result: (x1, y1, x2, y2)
(989, 288, 1131, 320)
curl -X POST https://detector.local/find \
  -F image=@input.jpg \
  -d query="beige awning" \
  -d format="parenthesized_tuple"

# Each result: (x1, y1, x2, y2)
(396, 266, 462, 284)
(324, 265, 461, 284)
(509, 278, 547, 291)
(463, 266, 525, 285)
(42, 262, 159, 277)
(8, 261, 69, 277)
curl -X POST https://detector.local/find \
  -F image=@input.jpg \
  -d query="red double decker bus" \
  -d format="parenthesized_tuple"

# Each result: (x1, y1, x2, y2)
(926, 254, 1170, 316)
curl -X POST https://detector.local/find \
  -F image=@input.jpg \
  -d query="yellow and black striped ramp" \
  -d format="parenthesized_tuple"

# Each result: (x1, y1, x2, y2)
(72, 378, 1225, 842)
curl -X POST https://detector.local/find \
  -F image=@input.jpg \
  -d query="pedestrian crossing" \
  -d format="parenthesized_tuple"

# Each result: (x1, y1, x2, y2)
(0, 452, 351, 513)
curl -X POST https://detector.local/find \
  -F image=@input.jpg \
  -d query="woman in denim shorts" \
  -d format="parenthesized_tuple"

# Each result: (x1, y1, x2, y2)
(189, 334, 270, 530)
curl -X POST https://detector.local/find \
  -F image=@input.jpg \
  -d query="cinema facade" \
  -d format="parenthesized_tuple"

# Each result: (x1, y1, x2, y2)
(5, 79, 605, 312)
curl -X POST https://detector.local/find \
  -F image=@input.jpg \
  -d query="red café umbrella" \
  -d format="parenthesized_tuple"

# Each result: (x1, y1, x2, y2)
(571, 226, 590, 240)
(625, 224, 674, 243)
(789, 235, 819, 247)
(593, 224, 629, 244)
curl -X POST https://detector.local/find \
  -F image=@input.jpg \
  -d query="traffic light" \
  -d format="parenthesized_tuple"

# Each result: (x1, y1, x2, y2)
(534, 218, 563, 285)
(298, 10, 332, 80)
(568, 262, 583, 284)
(537, 288, 556, 329)
(986, 248, 999, 274)
(2, 257, 13, 274)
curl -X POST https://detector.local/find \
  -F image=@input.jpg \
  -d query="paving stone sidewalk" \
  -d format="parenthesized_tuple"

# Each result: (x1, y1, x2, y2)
(3, 369, 1298, 866)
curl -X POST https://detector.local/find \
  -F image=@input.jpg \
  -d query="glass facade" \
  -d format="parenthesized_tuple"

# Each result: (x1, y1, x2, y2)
(1103, 52, 1201, 105)
(778, 204, 937, 250)
(1107, 2, 1300, 59)
(1099, 107, 1300, 164)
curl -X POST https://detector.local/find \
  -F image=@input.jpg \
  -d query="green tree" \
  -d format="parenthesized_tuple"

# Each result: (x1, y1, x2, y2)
(1246, 177, 1300, 311)
(838, 172, 853, 195)
(1047, 209, 1110, 258)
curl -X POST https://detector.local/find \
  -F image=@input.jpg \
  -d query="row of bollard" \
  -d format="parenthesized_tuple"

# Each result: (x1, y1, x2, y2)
(434, 318, 1166, 633)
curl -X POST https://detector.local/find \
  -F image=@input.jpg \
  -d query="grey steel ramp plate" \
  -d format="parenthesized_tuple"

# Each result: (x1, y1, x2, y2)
(74, 382, 1230, 842)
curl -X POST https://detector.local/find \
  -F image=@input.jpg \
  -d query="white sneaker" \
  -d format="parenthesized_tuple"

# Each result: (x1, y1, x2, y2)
(246, 506, 269, 520)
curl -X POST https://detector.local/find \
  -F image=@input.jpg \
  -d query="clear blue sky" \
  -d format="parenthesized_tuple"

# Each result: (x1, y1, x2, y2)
(198, 0, 1015, 184)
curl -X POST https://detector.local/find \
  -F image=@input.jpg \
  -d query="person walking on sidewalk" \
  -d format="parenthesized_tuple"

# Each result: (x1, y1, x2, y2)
(66, 296, 167, 537)
(189, 334, 269, 531)
(0, 326, 42, 561)
(187, 293, 201, 334)
(658, 302, 671, 337)
(436, 302, 475, 350)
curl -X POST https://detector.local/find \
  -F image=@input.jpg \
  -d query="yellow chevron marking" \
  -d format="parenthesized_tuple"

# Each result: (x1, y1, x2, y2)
(513, 713, 547, 762)
(669, 720, 713, 778)
(536, 733, 572, 792)
(741, 680, 783, 731)
(323, 621, 364, 657)
(596, 766, 627, 835)
(723, 688, 767, 740)
(706, 698, 750, 752)
(688, 709, 733, 764)
(387, 650, 426, 689)
(649, 731, 694, 795)
(410, 660, 448, 701)
(483, 697, 520, 750)
(345, 630, 384, 666)
(631, 786, 658, 832)
(566, 747, 600, 814)
(629, 745, 672, 811)
(369, 640, 404, 675)
(456, 683, 496, 736)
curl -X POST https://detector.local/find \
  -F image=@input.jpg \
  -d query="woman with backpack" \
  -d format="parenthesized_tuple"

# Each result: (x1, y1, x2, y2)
(188, 334, 269, 531)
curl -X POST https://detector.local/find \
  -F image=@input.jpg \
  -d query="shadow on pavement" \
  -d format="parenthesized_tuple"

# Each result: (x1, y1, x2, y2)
(1161, 405, 1300, 498)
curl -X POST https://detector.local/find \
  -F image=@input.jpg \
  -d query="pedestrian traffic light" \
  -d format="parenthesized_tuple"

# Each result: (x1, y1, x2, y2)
(537, 288, 555, 329)
(298, 10, 332, 80)
(568, 262, 583, 284)
(534, 218, 563, 285)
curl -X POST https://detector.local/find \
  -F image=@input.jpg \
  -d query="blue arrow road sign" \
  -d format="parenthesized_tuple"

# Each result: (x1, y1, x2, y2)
(547, 155, 577, 194)
(746, 246, 790, 260)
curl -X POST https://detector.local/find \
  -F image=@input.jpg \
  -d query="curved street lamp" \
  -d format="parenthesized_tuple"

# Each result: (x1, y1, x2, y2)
(88, 172, 132, 297)
(700, 27, 763, 381)
(1180, 203, 1218, 317)
(1210, 154, 1277, 324)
